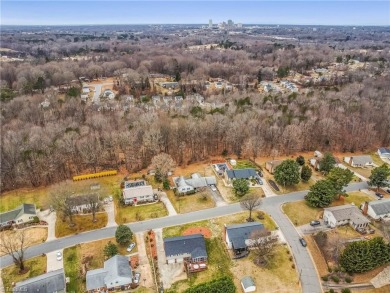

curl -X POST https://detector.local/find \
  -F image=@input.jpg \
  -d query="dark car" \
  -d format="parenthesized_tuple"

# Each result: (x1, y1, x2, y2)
(386, 189, 390, 194)
(375, 192, 384, 199)
(310, 220, 321, 227)
(299, 238, 307, 247)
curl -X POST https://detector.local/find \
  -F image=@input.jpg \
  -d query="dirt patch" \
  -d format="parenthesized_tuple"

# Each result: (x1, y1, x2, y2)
(182, 227, 212, 238)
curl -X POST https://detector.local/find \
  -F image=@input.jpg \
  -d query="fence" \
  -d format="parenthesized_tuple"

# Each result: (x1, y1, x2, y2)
(72, 170, 117, 181)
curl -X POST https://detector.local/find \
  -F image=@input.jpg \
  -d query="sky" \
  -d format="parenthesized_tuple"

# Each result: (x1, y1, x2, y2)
(1, 1, 389, 26)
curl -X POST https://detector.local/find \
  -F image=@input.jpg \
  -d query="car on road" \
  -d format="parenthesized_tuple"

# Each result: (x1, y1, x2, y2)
(210, 185, 217, 191)
(127, 242, 136, 252)
(375, 192, 384, 199)
(133, 272, 141, 284)
(310, 220, 321, 227)
(299, 238, 307, 247)
(56, 251, 62, 261)
(108, 195, 113, 202)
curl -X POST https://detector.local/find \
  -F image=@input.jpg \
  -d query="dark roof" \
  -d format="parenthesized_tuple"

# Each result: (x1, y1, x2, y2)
(66, 193, 99, 207)
(13, 268, 65, 293)
(226, 222, 265, 249)
(226, 168, 257, 179)
(0, 204, 36, 224)
(164, 234, 207, 259)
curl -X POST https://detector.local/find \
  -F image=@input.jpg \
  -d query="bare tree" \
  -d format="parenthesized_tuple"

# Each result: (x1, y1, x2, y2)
(150, 153, 176, 182)
(50, 182, 77, 226)
(240, 193, 263, 221)
(86, 193, 101, 222)
(249, 229, 277, 267)
(0, 230, 31, 272)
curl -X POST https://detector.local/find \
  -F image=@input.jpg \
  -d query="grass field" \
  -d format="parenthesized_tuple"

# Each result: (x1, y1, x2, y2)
(1, 255, 47, 290)
(115, 202, 168, 224)
(165, 189, 215, 214)
(282, 201, 322, 226)
(55, 212, 108, 237)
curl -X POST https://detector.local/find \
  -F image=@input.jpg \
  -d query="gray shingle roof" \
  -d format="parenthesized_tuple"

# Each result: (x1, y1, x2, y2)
(351, 155, 373, 165)
(226, 168, 257, 179)
(13, 268, 65, 293)
(369, 199, 390, 216)
(0, 204, 36, 224)
(86, 268, 107, 291)
(325, 205, 369, 225)
(66, 194, 99, 207)
(226, 222, 265, 249)
(164, 234, 207, 259)
(241, 276, 256, 289)
(378, 148, 390, 155)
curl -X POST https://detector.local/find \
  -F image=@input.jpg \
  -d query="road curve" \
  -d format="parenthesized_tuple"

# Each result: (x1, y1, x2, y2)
(0, 182, 368, 293)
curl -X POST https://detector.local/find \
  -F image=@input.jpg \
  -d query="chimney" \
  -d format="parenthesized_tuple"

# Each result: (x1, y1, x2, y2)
(362, 201, 369, 215)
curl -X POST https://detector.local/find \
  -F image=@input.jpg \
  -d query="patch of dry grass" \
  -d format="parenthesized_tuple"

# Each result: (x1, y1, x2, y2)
(115, 202, 168, 224)
(166, 189, 215, 214)
(55, 212, 108, 237)
(282, 201, 322, 226)
(0, 227, 48, 256)
(304, 235, 329, 276)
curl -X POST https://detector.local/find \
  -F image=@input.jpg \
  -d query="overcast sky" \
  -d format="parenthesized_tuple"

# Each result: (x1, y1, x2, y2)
(1, 1, 389, 26)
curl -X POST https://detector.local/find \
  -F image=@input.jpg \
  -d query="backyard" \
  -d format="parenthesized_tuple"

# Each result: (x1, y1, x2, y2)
(55, 212, 108, 237)
(1, 255, 47, 290)
(115, 201, 168, 224)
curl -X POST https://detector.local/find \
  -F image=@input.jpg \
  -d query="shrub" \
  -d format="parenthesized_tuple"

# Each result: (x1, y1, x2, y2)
(329, 289, 335, 293)
(256, 211, 265, 219)
(103, 241, 118, 258)
(345, 277, 352, 283)
(331, 276, 340, 283)
(115, 225, 133, 245)
(341, 289, 351, 293)
(321, 276, 329, 281)
(183, 276, 236, 293)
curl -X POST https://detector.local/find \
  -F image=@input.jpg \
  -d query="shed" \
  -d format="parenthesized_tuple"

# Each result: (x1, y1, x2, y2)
(241, 276, 256, 292)
(230, 159, 237, 166)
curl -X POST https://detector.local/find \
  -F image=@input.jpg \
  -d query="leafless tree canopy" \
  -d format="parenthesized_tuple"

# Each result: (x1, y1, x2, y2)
(240, 193, 263, 221)
(0, 229, 31, 271)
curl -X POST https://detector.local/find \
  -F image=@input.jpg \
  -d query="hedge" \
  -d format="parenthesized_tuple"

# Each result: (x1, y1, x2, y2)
(183, 276, 236, 293)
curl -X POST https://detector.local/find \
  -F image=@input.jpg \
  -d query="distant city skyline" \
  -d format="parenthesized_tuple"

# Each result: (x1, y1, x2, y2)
(1, 1, 389, 26)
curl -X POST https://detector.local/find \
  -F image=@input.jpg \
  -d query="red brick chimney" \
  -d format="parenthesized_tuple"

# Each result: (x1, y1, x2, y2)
(362, 201, 369, 215)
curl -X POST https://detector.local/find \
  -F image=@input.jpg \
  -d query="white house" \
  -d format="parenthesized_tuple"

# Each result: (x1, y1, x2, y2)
(82, 87, 90, 93)
(361, 199, 390, 220)
(323, 204, 369, 229)
(347, 155, 374, 168)
(173, 173, 216, 194)
(122, 180, 156, 205)
(0, 204, 37, 228)
(378, 148, 390, 159)
(241, 276, 256, 293)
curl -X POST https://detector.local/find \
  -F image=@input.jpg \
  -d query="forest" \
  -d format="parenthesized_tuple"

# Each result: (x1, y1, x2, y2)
(1, 25, 389, 190)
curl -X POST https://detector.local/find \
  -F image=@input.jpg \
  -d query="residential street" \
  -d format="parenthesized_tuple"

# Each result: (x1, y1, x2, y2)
(0, 182, 368, 293)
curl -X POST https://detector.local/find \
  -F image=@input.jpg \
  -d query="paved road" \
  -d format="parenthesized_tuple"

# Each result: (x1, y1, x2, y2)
(0, 182, 368, 293)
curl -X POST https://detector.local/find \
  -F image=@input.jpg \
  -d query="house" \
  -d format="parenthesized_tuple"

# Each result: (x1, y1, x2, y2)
(0, 203, 37, 228)
(224, 222, 270, 256)
(152, 95, 161, 103)
(164, 234, 207, 271)
(241, 276, 256, 293)
(66, 193, 99, 213)
(348, 155, 374, 168)
(265, 160, 283, 174)
(122, 180, 156, 205)
(362, 199, 390, 220)
(86, 255, 133, 292)
(160, 82, 179, 89)
(310, 157, 321, 170)
(323, 204, 369, 229)
(378, 148, 390, 159)
(225, 168, 257, 182)
(82, 87, 90, 93)
(13, 268, 66, 293)
(173, 173, 216, 193)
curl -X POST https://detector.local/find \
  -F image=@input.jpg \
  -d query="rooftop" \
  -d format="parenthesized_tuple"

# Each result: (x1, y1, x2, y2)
(325, 204, 369, 224)
(14, 269, 65, 293)
(123, 185, 154, 199)
(226, 222, 265, 249)
(164, 234, 207, 259)
(0, 203, 36, 224)
(368, 199, 390, 215)
(226, 168, 257, 179)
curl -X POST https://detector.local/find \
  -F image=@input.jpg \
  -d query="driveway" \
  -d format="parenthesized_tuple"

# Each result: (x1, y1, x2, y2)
(46, 249, 63, 272)
(298, 221, 331, 235)
(37, 209, 57, 241)
(261, 179, 277, 197)
(209, 188, 227, 206)
(135, 232, 154, 288)
(105, 201, 117, 227)
(159, 192, 177, 216)
(92, 84, 102, 104)
(154, 229, 186, 289)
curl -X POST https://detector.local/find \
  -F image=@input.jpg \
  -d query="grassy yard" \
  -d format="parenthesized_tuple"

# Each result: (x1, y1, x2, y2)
(166, 189, 215, 214)
(342, 191, 373, 207)
(370, 152, 389, 166)
(233, 159, 259, 170)
(64, 246, 84, 293)
(115, 202, 168, 224)
(282, 201, 322, 226)
(55, 212, 108, 237)
(0, 227, 47, 256)
(1, 255, 47, 290)
(275, 178, 316, 195)
(342, 162, 373, 179)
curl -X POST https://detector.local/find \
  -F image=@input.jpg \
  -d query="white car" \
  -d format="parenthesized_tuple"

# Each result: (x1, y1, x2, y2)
(56, 251, 62, 261)
(210, 185, 217, 191)
(127, 242, 136, 252)
(108, 195, 113, 202)
(133, 272, 141, 284)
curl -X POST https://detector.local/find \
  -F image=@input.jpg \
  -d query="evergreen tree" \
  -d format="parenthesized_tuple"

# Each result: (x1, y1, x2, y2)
(233, 179, 250, 197)
(301, 165, 312, 182)
(274, 159, 300, 187)
(104, 241, 118, 258)
(296, 156, 305, 166)
(305, 179, 338, 207)
(319, 153, 336, 174)
(369, 164, 390, 191)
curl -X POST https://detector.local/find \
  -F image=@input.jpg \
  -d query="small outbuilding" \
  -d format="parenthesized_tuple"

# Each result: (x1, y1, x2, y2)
(241, 276, 256, 292)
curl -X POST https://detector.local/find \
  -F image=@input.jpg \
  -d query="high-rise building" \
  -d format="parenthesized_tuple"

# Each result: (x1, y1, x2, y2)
(209, 19, 212, 28)
(227, 19, 234, 26)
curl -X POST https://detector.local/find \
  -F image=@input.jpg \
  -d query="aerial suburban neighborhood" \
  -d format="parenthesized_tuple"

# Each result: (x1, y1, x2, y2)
(1, 1, 390, 293)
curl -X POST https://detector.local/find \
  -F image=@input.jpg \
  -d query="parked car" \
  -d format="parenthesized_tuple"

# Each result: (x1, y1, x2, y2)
(310, 220, 321, 227)
(127, 242, 136, 252)
(133, 272, 141, 284)
(375, 192, 384, 199)
(356, 227, 367, 234)
(386, 188, 390, 194)
(210, 185, 217, 191)
(56, 251, 62, 261)
(108, 195, 113, 202)
(257, 178, 263, 185)
(368, 228, 375, 234)
(299, 238, 307, 247)
(257, 171, 263, 177)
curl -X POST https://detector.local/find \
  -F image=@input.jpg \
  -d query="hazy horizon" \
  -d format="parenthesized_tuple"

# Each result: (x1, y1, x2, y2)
(1, 1, 389, 26)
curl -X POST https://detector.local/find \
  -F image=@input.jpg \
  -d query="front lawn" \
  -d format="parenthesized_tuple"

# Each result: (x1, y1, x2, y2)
(115, 202, 168, 224)
(282, 201, 322, 226)
(165, 189, 215, 214)
(342, 191, 374, 207)
(275, 179, 316, 195)
(0, 227, 47, 256)
(55, 212, 108, 237)
(342, 162, 373, 179)
(1, 255, 47, 290)
(64, 246, 84, 293)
